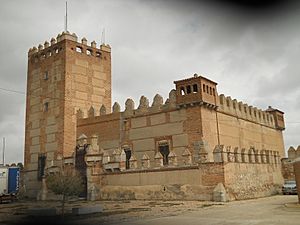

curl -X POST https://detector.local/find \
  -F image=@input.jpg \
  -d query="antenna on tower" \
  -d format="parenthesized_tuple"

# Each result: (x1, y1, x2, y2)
(101, 28, 105, 45)
(65, 1, 68, 32)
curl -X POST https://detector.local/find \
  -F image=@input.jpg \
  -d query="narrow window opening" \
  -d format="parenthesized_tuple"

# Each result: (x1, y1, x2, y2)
(203, 84, 205, 92)
(186, 85, 191, 94)
(37, 154, 46, 181)
(44, 71, 48, 80)
(226, 99, 230, 107)
(180, 87, 185, 95)
(254, 111, 257, 117)
(76, 46, 83, 53)
(209, 87, 212, 95)
(54, 48, 59, 54)
(43, 102, 49, 112)
(206, 85, 209, 93)
(192, 84, 198, 93)
(124, 149, 131, 170)
(244, 107, 247, 113)
(159, 144, 170, 166)
(87, 49, 92, 56)
(212, 88, 215, 96)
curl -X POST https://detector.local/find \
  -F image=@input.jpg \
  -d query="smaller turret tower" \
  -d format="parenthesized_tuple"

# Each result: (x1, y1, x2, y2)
(174, 74, 218, 108)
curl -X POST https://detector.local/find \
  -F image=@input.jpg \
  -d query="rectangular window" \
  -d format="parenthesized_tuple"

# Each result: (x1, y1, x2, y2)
(193, 84, 198, 93)
(124, 149, 131, 169)
(43, 102, 49, 112)
(186, 85, 191, 94)
(159, 142, 170, 166)
(37, 154, 46, 181)
(76, 46, 83, 53)
(44, 71, 48, 80)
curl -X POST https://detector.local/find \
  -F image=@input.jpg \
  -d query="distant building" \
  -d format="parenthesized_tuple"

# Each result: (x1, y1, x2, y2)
(24, 31, 285, 201)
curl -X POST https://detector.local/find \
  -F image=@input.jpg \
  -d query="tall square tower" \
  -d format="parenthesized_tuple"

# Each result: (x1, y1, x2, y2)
(24, 31, 111, 196)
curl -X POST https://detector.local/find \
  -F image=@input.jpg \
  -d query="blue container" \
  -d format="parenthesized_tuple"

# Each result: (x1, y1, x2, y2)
(8, 167, 20, 194)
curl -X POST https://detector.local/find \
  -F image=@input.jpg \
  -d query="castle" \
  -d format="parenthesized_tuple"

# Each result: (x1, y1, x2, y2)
(24, 31, 286, 201)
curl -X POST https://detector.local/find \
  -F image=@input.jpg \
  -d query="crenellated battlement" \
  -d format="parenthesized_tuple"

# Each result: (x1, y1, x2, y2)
(76, 89, 177, 121)
(218, 94, 277, 128)
(287, 146, 300, 160)
(28, 31, 111, 62)
(78, 132, 281, 172)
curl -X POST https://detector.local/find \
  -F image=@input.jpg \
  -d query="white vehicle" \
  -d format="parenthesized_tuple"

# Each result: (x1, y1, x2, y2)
(0, 167, 8, 195)
(0, 166, 20, 203)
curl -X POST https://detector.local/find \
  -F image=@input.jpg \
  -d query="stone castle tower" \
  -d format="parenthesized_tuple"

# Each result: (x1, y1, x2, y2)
(24, 31, 111, 196)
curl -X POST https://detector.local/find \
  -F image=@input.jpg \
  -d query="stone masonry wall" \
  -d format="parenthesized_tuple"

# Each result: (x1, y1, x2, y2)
(99, 164, 224, 201)
(224, 162, 283, 200)
(24, 32, 111, 198)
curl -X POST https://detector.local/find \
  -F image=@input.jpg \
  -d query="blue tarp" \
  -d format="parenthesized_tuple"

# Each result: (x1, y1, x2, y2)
(8, 167, 19, 194)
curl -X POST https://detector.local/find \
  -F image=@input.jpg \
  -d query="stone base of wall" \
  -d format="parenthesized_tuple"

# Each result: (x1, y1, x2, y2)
(226, 184, 280, 200)
(96, 162, 283, 201)
(224, 163, 283, 200)
(22, 170, 41, 199)
(99, 184, 213, 201)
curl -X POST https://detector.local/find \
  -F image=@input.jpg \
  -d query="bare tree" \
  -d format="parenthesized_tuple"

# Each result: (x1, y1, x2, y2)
(46, 167, 84, 216)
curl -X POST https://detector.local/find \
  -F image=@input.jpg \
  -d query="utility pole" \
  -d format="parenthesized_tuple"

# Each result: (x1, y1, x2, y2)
(2, 137, 5, 165)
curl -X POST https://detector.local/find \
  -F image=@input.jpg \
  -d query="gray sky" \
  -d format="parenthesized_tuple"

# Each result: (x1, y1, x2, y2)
(0, 0, 299, 164)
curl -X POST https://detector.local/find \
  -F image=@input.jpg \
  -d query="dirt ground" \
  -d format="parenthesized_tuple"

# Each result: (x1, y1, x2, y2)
(0, 195, 299, 225)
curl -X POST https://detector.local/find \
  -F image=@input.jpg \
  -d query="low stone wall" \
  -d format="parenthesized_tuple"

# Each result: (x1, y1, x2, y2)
(293, 159, 300, 203)
(99, 164, 224, 200)
(97, 161, 283, 201)
(224, 162, 283, 200)
(100, 184, 214, 201)
(281, 158, 295, 181)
